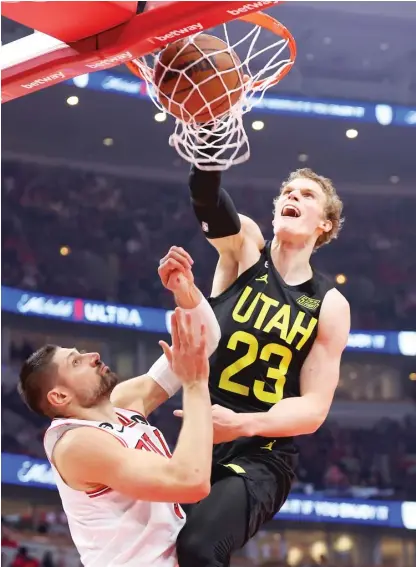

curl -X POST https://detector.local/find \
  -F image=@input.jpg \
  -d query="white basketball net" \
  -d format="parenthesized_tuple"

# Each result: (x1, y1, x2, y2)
(129, 18, 294, 171)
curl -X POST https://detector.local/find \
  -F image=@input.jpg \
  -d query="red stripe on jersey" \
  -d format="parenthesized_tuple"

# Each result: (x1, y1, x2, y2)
(87, 486, 113, 498)
(115, 410, 146, 427)
(116, 413, 132, 427)
(174, 503, 185, 519)
(153, 429, 172, 458)
(135, 439, 151, 451)
(118, 408, 147, 420)
(141, 433, 164, 456)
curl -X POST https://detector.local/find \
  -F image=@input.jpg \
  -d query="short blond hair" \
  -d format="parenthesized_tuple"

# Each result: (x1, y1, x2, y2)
(276, 168, 344, 249)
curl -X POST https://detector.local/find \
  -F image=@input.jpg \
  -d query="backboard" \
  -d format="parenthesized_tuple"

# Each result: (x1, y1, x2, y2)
(1, 0, 279, 103)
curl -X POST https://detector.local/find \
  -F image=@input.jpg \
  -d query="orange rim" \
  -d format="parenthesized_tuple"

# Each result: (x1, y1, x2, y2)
(238, 12, 296, 88)
(126, 11, 296, 88)
(126, 59, 145, 80)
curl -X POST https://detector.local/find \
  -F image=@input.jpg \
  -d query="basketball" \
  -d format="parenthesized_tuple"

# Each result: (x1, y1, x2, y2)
(154, 34, 244, 123)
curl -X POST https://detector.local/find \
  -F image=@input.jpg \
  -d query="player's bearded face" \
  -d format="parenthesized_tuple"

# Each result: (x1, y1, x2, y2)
(273, 178, 331, 243)
(50, 348, 120, 415)
(82, 361, 119, 407)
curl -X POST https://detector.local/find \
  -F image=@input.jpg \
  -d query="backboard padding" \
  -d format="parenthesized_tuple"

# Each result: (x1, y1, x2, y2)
(1, 1, 138, 43)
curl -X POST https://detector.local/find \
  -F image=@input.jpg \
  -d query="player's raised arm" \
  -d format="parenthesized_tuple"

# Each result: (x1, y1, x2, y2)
(111, 246, 220, 416)
(189, 165, 264, 257)
(53, 311, 213, 504)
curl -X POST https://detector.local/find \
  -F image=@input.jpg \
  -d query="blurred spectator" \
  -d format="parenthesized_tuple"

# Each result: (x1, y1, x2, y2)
(1, 525, 18, 549)
(11, 547, 40, 567)
(41, 552, 55, 567)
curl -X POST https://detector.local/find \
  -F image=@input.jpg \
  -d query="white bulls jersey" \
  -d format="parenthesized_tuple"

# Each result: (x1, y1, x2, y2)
(44, 408, 185, 567)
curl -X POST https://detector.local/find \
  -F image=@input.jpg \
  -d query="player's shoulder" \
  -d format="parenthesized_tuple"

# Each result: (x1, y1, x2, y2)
(53, 425, 123, 463)
(323, 287, 350, 312)
(318, 288, 350, 345)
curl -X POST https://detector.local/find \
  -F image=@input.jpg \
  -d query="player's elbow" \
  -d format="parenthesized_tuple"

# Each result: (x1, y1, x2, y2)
(183, 479, 211, 503)
(170, 462, 211, 503)
(174, 472, 211, 503)
(307, 407, 328, 434)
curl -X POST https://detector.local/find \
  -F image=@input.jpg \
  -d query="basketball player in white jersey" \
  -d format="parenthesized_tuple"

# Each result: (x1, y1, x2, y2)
(18, 247, 221, 567)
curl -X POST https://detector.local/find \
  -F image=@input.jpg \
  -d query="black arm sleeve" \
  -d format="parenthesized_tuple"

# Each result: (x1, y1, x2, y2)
(188, 165, 241, 239)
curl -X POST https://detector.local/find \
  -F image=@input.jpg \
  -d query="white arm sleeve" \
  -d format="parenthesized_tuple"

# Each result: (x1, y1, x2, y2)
(147, 292, 220, 397)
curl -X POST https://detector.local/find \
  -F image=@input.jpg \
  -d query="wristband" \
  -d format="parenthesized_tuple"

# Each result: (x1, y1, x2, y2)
(148, 293, 220, 397)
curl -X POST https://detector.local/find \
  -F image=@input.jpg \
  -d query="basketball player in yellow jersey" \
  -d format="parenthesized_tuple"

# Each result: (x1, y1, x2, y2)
(174, 166, 351, 567)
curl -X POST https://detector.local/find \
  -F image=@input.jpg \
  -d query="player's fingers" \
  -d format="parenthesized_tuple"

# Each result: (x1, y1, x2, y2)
(158, 258, 187, 276)
(162, 251, 192, 271)
(170, 311, 180, 350)
(170, 246, 194, 265)
(200, 322, 207, 344)
(195, 323, 207, 354)
(175, 310, 190, 350)
(184, 312, 194, 348)
(173, 410, 184, 418)
(168, 252, 191, 268)
(158, 341, 173, 366)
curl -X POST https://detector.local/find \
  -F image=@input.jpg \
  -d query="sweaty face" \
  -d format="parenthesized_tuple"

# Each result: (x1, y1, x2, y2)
(48, 347, 119, 414)
(273, 177, 332, 245)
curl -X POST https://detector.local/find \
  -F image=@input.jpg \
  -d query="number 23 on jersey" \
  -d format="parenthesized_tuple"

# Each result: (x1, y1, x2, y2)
(218, 330, 292, 404)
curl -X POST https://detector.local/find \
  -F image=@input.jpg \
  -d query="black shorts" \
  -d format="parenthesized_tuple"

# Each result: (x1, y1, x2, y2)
(177, 445, 298, 567)
(211, 446, 297, 541)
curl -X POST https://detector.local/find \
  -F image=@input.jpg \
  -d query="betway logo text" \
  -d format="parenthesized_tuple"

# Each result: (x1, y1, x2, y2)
(155, 23, 203, 43)
(227, 1, 275, 16)
(21, 71, 65, 90)
(86, 52, 133, 69)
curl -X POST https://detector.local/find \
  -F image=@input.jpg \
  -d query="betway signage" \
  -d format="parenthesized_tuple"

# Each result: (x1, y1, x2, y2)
(227, 1, 275, 16)
(2, 452, 415, 529)
(2, 286, 415, 354)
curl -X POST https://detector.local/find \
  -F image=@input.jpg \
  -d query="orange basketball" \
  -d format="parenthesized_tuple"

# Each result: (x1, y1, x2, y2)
(154, 34, 244, 123)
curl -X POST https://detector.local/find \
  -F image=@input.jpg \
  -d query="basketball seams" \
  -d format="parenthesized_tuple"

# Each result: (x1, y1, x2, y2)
(197, 73, 243, 120)
(164, 66, 240, 97)
(159, 48, 237, 95)
(155, 34, 243, 123)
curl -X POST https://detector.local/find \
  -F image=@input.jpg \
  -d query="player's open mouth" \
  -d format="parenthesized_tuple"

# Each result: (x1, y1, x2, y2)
(281, 205, 301, 218)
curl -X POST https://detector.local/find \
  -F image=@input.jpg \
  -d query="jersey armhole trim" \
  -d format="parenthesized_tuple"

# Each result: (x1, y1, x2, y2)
(116, 408, 147, 420)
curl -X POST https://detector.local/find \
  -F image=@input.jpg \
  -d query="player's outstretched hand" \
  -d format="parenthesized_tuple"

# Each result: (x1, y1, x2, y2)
(158, 246, 194, 293)
(159, 308, 209, 385)
(174, 404, 240, 444)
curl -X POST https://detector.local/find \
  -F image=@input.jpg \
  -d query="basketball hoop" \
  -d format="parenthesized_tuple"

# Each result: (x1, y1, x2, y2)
(126, 11, 296, 171)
